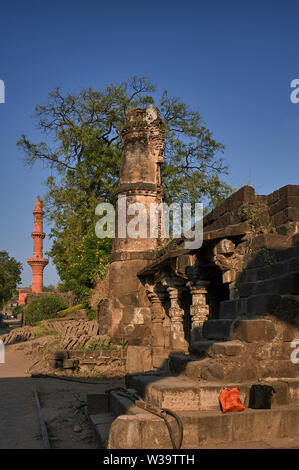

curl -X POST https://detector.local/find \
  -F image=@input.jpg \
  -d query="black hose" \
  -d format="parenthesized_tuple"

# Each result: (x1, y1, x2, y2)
(161, 408, 183, 450)
(106, 388, 184, 449)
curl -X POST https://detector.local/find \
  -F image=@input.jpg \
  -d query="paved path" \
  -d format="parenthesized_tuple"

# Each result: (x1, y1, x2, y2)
(0, 345, 43, 448)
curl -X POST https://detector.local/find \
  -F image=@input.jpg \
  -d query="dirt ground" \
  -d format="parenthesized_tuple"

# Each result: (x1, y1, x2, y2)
(0, 323, 124, 449)
(1, 321, 298, 450)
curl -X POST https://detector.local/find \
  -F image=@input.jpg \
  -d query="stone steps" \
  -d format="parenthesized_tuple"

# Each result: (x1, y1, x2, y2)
(105, 404, 299, 448)
(124, 374, 299, 412)
(241, 255, 299, 283)
(189, 339, 244, 357)
(88, 382, 299, 448)
(174, 356, 298, 383)
(218, 293, 282, 319)
(218, 293, 299, 321)
(89, 412, 115, 448)
(202, 318, 278, 342)
(244, 244, 299, 271)
(237, 272, 299, 298)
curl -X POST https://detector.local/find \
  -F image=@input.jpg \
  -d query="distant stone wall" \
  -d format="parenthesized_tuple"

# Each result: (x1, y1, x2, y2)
(267, 185, 299, 235)
(203, 184, 299, 239)
(203, 186, 255, 232)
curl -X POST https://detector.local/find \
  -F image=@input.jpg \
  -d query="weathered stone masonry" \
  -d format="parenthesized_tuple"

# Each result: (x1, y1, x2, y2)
(103, 106, 164, 344)
(99, 105, 299, 372)
(93, 106, 299, 449)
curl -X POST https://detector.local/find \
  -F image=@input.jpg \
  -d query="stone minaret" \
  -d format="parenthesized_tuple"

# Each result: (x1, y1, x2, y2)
(27, 197, 48, 293)
(105, 105, 164, 344)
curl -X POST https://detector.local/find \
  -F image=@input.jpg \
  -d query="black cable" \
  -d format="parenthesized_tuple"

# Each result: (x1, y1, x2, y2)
(161, 408, 183, 450)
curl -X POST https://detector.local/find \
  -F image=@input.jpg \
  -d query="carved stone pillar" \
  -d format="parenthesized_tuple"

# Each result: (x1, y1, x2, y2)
(163, 314, 171, 350)
(147, 286, 166, 349)
(167, 286, 188, 353)
(189, 281, 210, 342)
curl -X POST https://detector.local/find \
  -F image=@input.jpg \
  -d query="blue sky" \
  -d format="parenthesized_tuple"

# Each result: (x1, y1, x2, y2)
(0, 0, 299, 286)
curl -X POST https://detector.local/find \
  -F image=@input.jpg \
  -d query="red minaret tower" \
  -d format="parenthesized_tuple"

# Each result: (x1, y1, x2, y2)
(27, 197, 48, 293)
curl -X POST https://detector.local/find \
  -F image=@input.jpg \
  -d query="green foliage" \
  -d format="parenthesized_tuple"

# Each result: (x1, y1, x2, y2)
(12, 305, 23, 317)
(53, 232, 112, 301)
(120, 338, 128, 350)
(24, 296, 68, 326)
(18, 75, 232, 298)
(86, 339, 116, 351)
(75, 338, 116, 351)
(43, 285, 56, 292)
(239, 202, 275, 235)
(33, 324, 59, 338)
(0, 251, 22, 308)
(86, 308, 97, 321)
(262, 249, 277, 266)
(57, 303, 85, 317)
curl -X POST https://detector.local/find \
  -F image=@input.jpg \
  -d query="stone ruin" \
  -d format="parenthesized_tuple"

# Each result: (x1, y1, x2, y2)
(92, 105, 299, 448)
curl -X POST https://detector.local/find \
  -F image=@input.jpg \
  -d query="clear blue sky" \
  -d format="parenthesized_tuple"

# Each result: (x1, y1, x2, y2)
(0, 0, 299, 287)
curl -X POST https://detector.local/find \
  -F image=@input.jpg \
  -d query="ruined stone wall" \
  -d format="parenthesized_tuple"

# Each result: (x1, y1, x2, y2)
(203, 184, 299, 240)
(203, 186, 255, 232)
(267, 185, 299, 235)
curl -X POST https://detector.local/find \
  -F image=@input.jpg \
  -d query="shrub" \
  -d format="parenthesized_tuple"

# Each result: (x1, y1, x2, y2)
(57, 304, 85, 317)
(24, 296, 68, 326)
(86, 309, 97, 321)
(33, 324, 59, 338)
(87, 339, 116, 351)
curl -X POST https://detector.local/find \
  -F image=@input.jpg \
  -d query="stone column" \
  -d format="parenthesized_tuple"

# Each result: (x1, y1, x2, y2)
(167, 286, 188, 353)
(147, 286, 166, 350)
(106, 105, 165, 343)
(163, 314, 171, 350)
(189, 281, 210, 342)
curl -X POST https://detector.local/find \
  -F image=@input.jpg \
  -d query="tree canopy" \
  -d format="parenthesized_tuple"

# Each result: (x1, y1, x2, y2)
(0, 251, 22, 308)
(18, 75, 231, 300)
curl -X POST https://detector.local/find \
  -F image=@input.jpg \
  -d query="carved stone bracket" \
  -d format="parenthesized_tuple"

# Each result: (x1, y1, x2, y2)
(146, 283, 167, 322)
(213, 238, 245, 300)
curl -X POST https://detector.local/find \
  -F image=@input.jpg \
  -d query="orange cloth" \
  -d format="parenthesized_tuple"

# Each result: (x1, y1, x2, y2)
(219, 387, 245, 413)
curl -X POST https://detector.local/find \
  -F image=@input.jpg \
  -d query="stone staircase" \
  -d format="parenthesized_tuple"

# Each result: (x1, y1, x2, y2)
(88, 377, 299, 448)
(88, 240, 299, 448)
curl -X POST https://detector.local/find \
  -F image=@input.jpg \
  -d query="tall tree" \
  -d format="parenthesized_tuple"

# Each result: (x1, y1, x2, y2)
(0, 251, 22, 308)
(18, 76, 231, 299)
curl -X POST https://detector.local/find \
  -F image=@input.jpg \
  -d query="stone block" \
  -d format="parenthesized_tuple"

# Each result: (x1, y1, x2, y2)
(152, 354, 169, 369)
(62, 358, 75, 369)
(52, 350, 69, 360)
(108, 415, 143, 449)
(204, 319, 236, 340)
(269, 196, 299, 216)
(209, 340, 244, 357)
(232, 319, 277, 343)
(247, 294, 281, 316)
(279, 272, 299, 294)
(87, 393, 109, 415)
(197, 413, 233, 446)
(126, 345, 152, 374)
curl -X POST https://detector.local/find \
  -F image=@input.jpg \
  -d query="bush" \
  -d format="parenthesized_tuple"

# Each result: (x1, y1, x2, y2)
(57, 304, 85, 317)
(24, 296, 68, 326)
(86, 309, 97, 321)
(33, 324, 59, 338)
